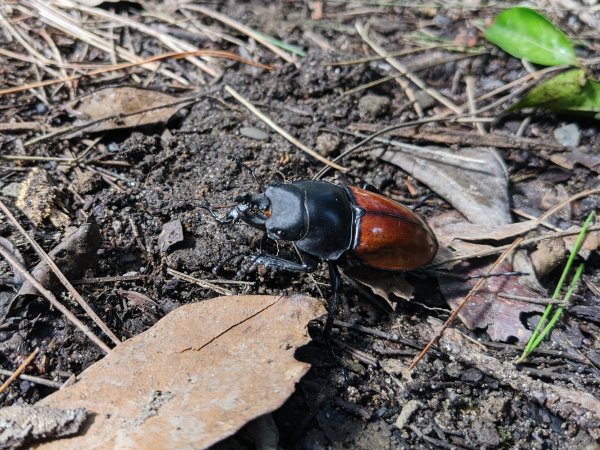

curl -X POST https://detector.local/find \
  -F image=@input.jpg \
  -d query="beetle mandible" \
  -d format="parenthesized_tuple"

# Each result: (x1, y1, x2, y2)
(207, 180, 438, 336)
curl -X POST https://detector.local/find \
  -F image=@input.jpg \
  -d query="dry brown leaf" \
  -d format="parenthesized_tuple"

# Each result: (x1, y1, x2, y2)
(17, 220, 101, 298)
(440, 260, 544, 343)
(346, 270, 414, 309)
(428, 211, 534, 250)
(376, 146, 510, 226)
(35, 295, 325, 449)
(549, 151, 600, 174)
(68, 86, 191, 133)
(515, 179, 571, 221)
(16, 168, 70, 228)
(427, 212, 545, 342)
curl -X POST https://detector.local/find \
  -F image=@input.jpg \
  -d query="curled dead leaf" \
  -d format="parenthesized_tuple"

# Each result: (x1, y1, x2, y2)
(16, 220, 101, 298)
(16, 168, 69, 228)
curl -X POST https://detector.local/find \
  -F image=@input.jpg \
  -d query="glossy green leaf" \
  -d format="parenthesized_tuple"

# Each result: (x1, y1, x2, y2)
(485, 7, 577, 66)
(511, 69, 600, 116)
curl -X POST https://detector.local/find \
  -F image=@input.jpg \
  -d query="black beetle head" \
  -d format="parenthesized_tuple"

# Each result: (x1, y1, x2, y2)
(264, 184, 308, 242)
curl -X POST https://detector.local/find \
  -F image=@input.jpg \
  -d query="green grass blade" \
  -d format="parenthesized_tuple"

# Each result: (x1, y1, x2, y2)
(518, 210, 596, 362)
(530, 263, 585, 350)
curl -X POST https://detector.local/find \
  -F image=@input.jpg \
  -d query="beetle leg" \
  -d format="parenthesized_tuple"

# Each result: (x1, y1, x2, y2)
(323, 261, 341, 339)
(250, 252, 318, 273)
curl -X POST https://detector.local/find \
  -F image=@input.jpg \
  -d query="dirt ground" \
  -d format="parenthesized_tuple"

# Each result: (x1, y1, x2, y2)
(1, 1, 600, 449)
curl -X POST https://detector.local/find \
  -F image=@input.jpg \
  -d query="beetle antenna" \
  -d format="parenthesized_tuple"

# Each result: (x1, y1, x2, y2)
(199, 203, 234, 224)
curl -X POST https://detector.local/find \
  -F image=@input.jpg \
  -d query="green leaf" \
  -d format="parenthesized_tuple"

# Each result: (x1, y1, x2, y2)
(511, 69, 600, 116)
(484, 7, 577, 66)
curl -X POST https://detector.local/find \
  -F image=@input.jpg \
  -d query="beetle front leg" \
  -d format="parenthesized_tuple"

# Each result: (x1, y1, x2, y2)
(323, 261, 341, 339)
(251, 252, 318, 273)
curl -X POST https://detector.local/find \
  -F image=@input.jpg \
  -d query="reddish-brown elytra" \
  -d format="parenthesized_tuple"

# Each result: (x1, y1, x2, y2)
(348, 186, 438, 271)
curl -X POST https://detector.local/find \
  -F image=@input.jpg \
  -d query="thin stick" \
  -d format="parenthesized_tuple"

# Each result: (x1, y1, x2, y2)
(61, 0, 220, 79)
(328, 43, 480, 66)
(0, 348, 40, 395)
(356, 22, 462, 115)
(182, 5, 298, 66)
(167, 268, 233, 296)
(0, 50, 271, 97)
(0, 245, 110, 353)
(465, 76, 485, 135)
(356, 23, 422, 117)
(0, 200, 120, 345)
(224, 85, 347, 173)
(0, 368, 63, 389)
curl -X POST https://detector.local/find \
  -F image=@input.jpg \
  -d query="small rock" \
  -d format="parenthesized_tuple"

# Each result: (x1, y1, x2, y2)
(1, 182, 21, 198)
(460, 367, 484, 383)
(315, 133, 341, 155)
(358, 94, 390, 120)
(471, 418, 501, 447)
(158, 220, 184, 252)
(446, 360, 463, 378)
(554, 123, 580, 148)
(112, 220, 123, 234)
(74, 171, 102, 194)
(394, 399, 421, 429)
(240, 126, 269, 141)
(413, 90, 436, 110)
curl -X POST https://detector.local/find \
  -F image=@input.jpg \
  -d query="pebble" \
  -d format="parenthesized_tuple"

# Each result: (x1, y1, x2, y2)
(394, 400, 421, 429)
(553, 123, 580, 147)
(358, 94, 391, 120)
(1, 182, 21, 198)
(316, 133, 341, 155)
(460, 367, 484, 383)
(240, 126, 269, 141)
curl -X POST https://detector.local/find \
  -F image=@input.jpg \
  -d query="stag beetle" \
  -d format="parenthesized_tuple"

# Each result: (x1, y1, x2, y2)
(205, 180, 438, 336)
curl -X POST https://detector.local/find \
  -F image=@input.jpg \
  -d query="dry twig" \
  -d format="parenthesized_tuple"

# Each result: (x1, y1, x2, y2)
(224, 85, 347, 173)
(0, 200, 120, 346)
(0, 243, 110, 354)
(356, 22, 462, 115)
(0, 348, 40, 395)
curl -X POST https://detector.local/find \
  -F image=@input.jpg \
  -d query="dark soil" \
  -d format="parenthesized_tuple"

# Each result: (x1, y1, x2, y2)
(1, 1, 599, 449)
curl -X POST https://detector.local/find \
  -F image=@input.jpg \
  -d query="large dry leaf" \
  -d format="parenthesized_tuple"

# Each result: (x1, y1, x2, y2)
(440, 260, 544, 343)
(428, 211, 545, 342)
(69, 86, 192, 133)
(35, 295, 325, 449)
(376, 146, 510, 226)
